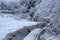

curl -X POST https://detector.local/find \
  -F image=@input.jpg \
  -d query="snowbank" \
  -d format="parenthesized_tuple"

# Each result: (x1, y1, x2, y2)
(23, 28, 42, 40)
(0, 16, 38, 40)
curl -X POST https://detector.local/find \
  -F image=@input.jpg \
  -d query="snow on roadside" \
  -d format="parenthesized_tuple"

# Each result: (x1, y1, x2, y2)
(23, 28, 42, 40)
(42, 33, 60, 40)
(0, 16, 38, 40)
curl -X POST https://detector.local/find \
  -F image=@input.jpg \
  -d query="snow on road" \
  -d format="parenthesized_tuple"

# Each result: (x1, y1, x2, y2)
(0, 16, 37, 40)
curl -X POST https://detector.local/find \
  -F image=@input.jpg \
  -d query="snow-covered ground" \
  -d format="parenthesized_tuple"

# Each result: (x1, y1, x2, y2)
(23, 28, 42, 40)
(0, 0, 60, 40)
(0, 15, 38, 40)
